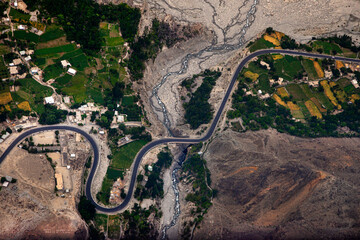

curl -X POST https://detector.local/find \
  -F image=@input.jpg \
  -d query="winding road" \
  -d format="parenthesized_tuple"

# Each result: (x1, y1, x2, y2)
(1, 49, 360, 213)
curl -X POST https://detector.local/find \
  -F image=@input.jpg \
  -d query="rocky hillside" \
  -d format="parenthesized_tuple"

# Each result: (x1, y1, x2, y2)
(194, 129, 360, 239)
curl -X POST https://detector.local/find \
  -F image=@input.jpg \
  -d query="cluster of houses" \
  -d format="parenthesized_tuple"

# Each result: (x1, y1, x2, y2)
(60, 60, 77, 76)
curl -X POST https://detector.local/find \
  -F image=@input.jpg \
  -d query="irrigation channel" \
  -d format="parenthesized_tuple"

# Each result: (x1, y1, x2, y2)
(156, 0, 260, 237)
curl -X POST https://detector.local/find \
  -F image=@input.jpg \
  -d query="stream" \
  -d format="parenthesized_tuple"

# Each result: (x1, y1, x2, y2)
(155, 0, 260, 238)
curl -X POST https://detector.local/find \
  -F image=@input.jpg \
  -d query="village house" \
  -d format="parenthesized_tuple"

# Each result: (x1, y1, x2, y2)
(67, 68, 76, 76)
(44, 96, 55, 104)
(61, 60, 71, 68)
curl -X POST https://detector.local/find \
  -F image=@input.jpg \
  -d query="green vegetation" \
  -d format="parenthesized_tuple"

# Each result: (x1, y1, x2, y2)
(96, 175, 114, 205)
(134, 150, 172, 200)
(273, 55, 304, 80)
(228, 53, 360, 137)
(38, 104, 68, 125)
(57, 73, 88, 103)
(182, 148, 214, 230)
(15, 78, 53, 113)
(183, 70, 221, 129)
(10, 8, 30, 21)
(249, 37, 275, 52)
(14, 30, 39, 43)
(128, 19, 182, 80)
(0, 58, 8, 79)
(25, 0, 140, 53)
(105, 37, 124, 47)
(39, 25, 65, 42)
(119, 204, 160, 239)
(77, 196, 96, 222)
(111, 140, 149, 169)
(43, 63, 64, 81)
(68, 54, 89, 71)
(35, 44, 76, 56)
(302, 59, 318, 80)
(312, 40, 342, 55)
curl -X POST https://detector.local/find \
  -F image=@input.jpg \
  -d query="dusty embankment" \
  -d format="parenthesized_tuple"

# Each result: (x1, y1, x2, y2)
(193, 129, 360, 239)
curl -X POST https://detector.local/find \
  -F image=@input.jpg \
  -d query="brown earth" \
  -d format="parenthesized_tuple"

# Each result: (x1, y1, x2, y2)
(0, 148, 87, 240)
(193, 129, 360, 240)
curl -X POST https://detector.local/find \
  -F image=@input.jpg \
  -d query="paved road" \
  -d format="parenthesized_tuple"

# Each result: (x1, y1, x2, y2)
(1, 49, 360, 213)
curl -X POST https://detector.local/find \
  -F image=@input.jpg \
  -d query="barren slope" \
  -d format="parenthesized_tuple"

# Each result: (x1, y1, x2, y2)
(194, 129, 360, 239)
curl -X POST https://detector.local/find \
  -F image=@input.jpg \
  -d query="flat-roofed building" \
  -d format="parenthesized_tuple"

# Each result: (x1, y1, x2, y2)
(55, 173, 63, 190)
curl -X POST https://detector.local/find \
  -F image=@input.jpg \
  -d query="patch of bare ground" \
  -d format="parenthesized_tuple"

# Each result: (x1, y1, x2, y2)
(0, 147, 87, 239)
(36, 36, 69, 49)
(190, 129, 360, 239)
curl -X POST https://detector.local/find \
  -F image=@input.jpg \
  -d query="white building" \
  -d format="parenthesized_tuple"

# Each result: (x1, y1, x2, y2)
(70, 153, 76, 158)
(19, 50, 26, 56)
(17, 25, 26, 30)
(67, 68, 77, 76)
(24, 56, 31, 62)
(44, 96, 55, 104)
(61, 60, 71, 68)
(351, 79, 359, 88)
(117, 115, 125, 123)
(63, 96, 70, 104)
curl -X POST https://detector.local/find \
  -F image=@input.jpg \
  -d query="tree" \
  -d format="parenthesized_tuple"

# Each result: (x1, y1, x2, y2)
(78, 196, 96, 222)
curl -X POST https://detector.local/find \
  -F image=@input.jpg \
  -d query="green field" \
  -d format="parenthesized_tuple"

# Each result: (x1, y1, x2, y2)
(55, 74, 72, 85)
(61, 73, 88, 103)
(111, 140, 149, 169)
(274, 55, 304, 80)
(106, 37, 124, 47)
(87, 88, 105, 105)
(96, 175, 113, 204)
(249, 37, 276, 52)
(69, 54, 89, 71)
(245, 61, 268, 75)
(106, 168, 124, 180)
(257, 75, 271, 92)
(14, 30, 39, 43)
(286, 84, 307, 101)
(58, 49, 83, 61)
(122, 96, 134, 106)
(35, 44, 76, 56)
(39, 25, 65, 42)
(34, 57, 46, 67)
(302, 59, 318, 80)
(312, 41, 342, 55)
(14, 78, 53, 113)
(43, 63, 64, 81)
(10, 8, 30, 21)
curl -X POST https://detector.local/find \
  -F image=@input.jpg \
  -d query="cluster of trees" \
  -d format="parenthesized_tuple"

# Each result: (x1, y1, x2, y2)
(119, 125, 152, 141)
(99, 3, 141, 41)
(127, 19, 181, 80)
(39, 104, 68, 125)
(77, 196, 96, 222)
(182, 153, 213, 224)
(0, 107, 30, 122)
(326, 35, 360, 53)
(121, 204, 160, 239)
(24, 0, 141, 54)
(134, 150, 172, 200)
(183, 70, 221, 129)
